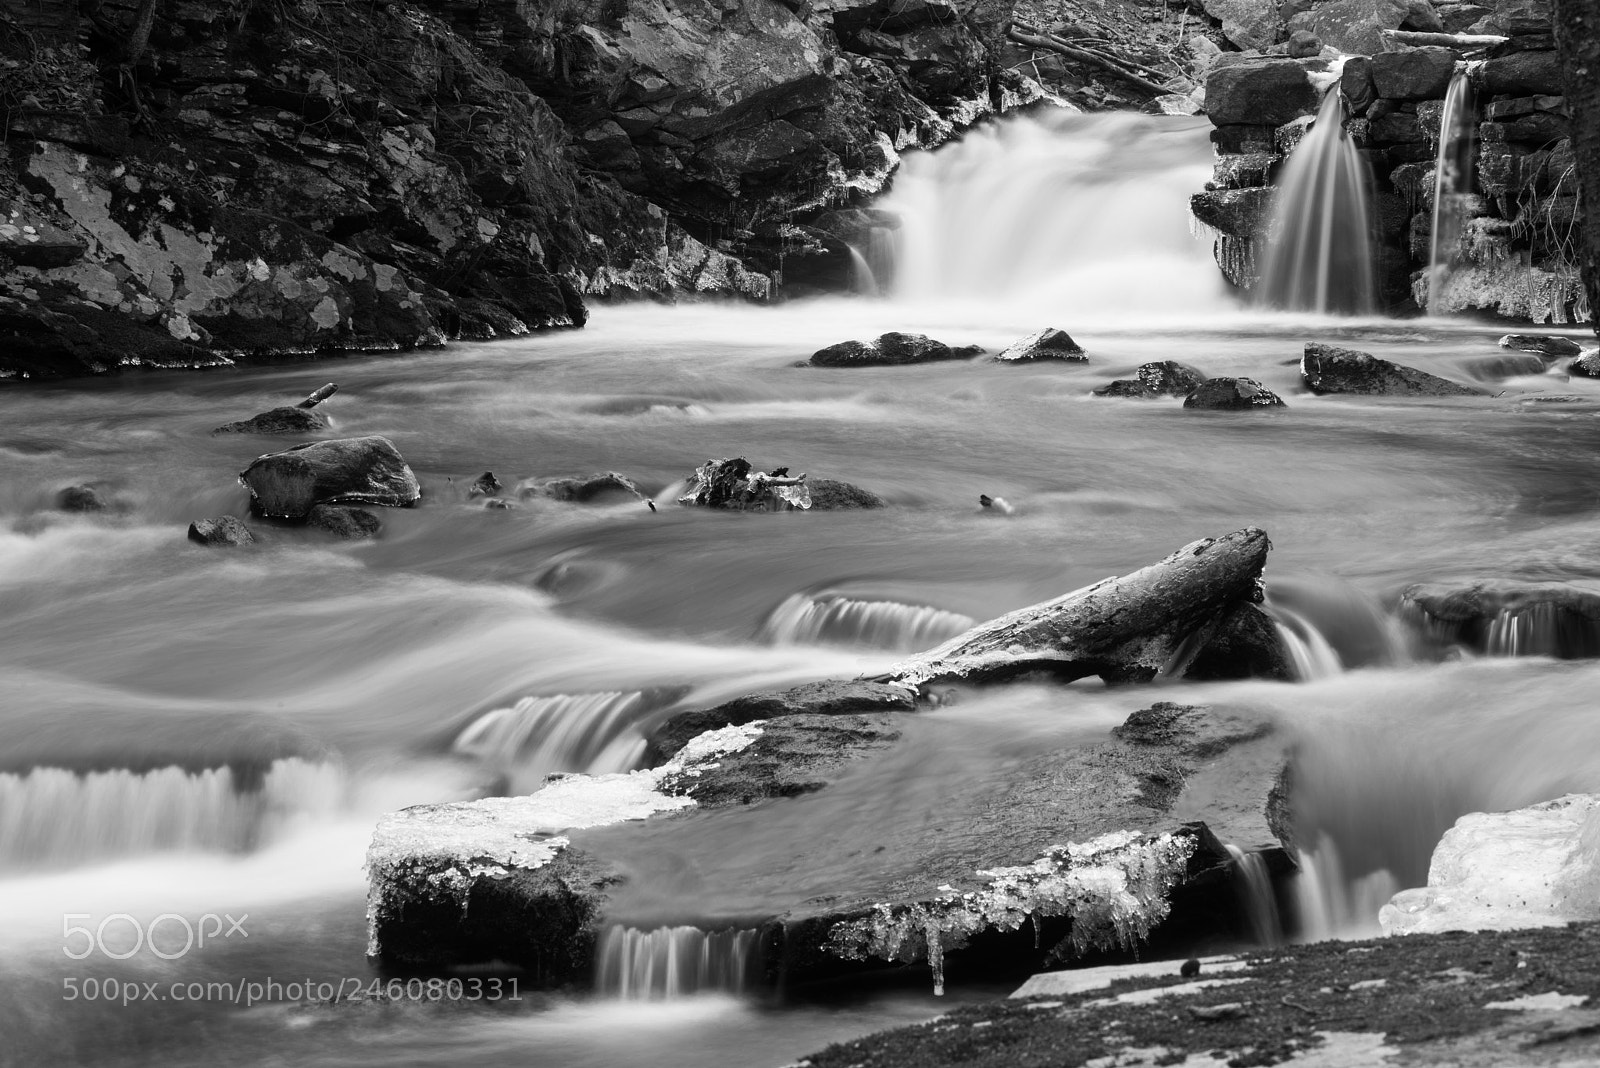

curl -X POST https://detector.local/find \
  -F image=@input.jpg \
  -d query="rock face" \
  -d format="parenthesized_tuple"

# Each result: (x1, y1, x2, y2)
(239, 436, 421, 518)
(1204, 60, 1319, 126)
(1183, 377, 1286, 409)
(992, 328, 1087, 364)
(1381, 794, 1600, 934)
(811, 332, 981, 367)
(676, 457, 882, 512)
(212, 408, 330, 436)
(1399, 581, 1600, 658)
(187, 516, 255, 547)
(1301, 343, 1485, 396)
(1094, 361, 1208, 398)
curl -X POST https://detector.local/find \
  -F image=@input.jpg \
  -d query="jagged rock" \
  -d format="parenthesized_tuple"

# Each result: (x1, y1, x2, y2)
(1382, 794, 1600, 935)
(811, 332, 981, 367)
(525, 472, 645, 503)
(992, 328, 1087, 363)
(644, 680, 919, 764)
(307, 504, 383, 539)
(1478, 51, 1565, 96)
(187, 516, 255, 547)
(1184, 604, 1296, 681)
(212, 407, 330, 435)
(1500, 333, 1582, 357)
(1201, 0, 1283, 50)
(1302, 343, 1486, 396)
(1094, 361, 1209, 398)
(1371, 46, 1457, 100)
(676, 458, 881, 512)
(55, 484, 107, 512)
(1399, 581, 1600, 658)
(239, 436, 421, 518)
(1572, 351, 1600, 377)
(1183, 378, 1287, 409)
(1204, 60, 1320, 126)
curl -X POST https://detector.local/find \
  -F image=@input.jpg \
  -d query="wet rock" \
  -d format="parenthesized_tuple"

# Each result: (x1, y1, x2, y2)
(211, 407, 330, 436)
(526, 472, 645, 504)
(1572, 351, 1600, 378)
(1183, 378, 1287, 409)
(1286, 0, 1412, 53)
(676, 458, 880, 512)
(992, 328, 1087, 364)
(806, 478, 888, 510)
(239, 436, 421, 518)
(1183, 604, 1297, 681)
(55, 484, 108, 512)
(1204, 60, 1320, 127)
(187, 515, 255, 547)
(469, 472, 503, 498)
(0, 200, 86, 268)
(1399, 581, 1600, 658)
(1478, 51, 1565, 96)
(1095, 361, 1209, 398)
(811, 332, 982, 367)
(1371, 46, 1457, 100)
(1500, 333, 1582, 357)
(1463, 353, 1549, 379)
(1201, 0, 1284, 51)
(1302, 343, 1486, 396)
(645, 679, 919, 764)
(1341, 55, 1380, 113)
(307, 504, 383, 539)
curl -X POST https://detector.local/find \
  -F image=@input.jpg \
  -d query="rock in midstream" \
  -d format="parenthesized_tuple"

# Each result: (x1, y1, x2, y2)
(810, 332, 984, 368)
(991, 328, 1087, 363)
(521, 471, 646, 503)
(1094, 361, 1208, 398)
(239, 436, 420, 518)
(1183, 377, 1286, 409)
(1301, 343, 1486, 397)
(1500, 334, 1583, 358)
(676, 457, 884, 511)
(187, 515, 256, 547)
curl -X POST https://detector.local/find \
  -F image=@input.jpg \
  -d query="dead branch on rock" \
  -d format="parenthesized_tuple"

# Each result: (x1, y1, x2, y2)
(1381, 29, 1509, 47)
(1008, 23, 1177, 97)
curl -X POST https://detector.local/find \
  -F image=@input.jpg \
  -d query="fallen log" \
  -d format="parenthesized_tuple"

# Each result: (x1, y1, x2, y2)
(298, 383, 339, 409)
(1380, 29, 1509, 47)
(879, 528, 1272, 688)
(1006, 28, 1175, 98)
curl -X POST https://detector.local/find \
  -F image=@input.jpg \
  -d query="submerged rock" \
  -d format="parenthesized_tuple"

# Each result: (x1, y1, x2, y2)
(992, 328, 1087, 364)
(811, 332, 982, 368)
(1301, 343, 1485, 397)
(523, 472, 645, 504)
(308, 504, 383, 539)
(239, 436, 421, 518)
(677, 458, 881, 512)
(187, 515, 255, 547)
(1500, 334, 1583, 358)
(1095, 361, 1209, 398)
(645, 679, 918, 764)
(1183, 377, 1286, 409)
(212, 407, 330, 436)
(55, 484, 107, 512)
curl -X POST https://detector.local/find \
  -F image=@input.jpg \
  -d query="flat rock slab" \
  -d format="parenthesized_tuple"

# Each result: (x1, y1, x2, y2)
(240, 435, 420, 518)
(645, 679, 917, 764)
(801, 922, 1600, 1067)
(1302, 343, 1486, 397)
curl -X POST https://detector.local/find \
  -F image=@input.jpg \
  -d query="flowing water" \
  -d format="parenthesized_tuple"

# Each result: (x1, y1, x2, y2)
(5, 108, 1600, 1066)
(1428, 71, 1478, 315)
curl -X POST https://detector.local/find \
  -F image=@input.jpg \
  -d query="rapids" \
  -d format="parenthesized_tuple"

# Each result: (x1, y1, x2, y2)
(5, 109, 1600, 1066)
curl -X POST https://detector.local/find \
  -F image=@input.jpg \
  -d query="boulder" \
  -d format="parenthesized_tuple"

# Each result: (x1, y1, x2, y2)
(307, 504, 383, 539)
(1572, 351, 1600, 377)
(1370, 46, 1457, 100)
(1478, 51, 1564, 96)
(524, 472, 645, 503)
(644, 679, 919, 764)
(806, 478, 888, 510)
(676, 458, 882, 512)
(992, 328, 1087, 364)
(1340, 55, 1379, 113)
(1094, 361, 1209, 399)
(1201, 0, 1283, 50)
(186, 515, 255, 546)
(469, 472, 503, 497)
(1183, 377, 1287, 409)
(1286, 0, 1411, 53)
(55, 484, 107, 512)
(811, 332, 982, 367)
(1399, 581, 1600, 658)
(1500, 333, 1582, 357)
(239, 436, 421, 518)
(1301, 343, 1485, 396)
(1381, 794, 1600, 935)
(1183, 604, 1296, 681)
(1204, 60, 1320, 126)
(212, 407, 330, 435)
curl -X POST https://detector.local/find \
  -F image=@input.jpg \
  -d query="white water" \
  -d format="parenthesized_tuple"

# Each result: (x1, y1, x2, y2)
(451, 692, 655, 794)
(1225, 844, 1284, 947)
(1427, 71, 1477, 315)
(595, 926, 759, 1000)
(760, 593, 975, 653)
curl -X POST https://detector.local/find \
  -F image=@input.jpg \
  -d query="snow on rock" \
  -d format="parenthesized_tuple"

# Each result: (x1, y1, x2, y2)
(1380, 794, 1600, 936)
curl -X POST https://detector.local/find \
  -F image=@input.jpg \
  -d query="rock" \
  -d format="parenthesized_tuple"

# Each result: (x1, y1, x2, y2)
(1201, 0, 1283, 50)
(1286, 0, 1411, 53)
(1183, 378, 1287, 409)
(1572, 351, 1600, 377)
(239, 436, 421, 518)
(1095, 361, 1209, 398)
(1399, 582, 1600, 658)
(992, 328, 1087, 363)
(1500, 333, 1582, 357)
(811, 332, 980, 367)
(676, 458, 880, 511)
(1402, 0, 1448, 31)
(1189, 188, 1275, 237)
(1204, 60, 1320, 127)
(55, 484, 107, 512)
(187, 516, 255, 547)
(806, 478, 888, 510)
(0, 200, 86, 268)
(1478, 51, 1565, 96)
(211, 407, 330, 435)
(469, 472, 503, 497)
(526, 472, 645, 503)
(1301, 343, 1485, 396)
(307, 504, 383, 539)
(1381, 794, 1600, 934)
(645, 679, 919, 764)
(1341, 55, 1379, 113)
(1370, 46, 1457, 100)
(1183, 604, 1297, 681)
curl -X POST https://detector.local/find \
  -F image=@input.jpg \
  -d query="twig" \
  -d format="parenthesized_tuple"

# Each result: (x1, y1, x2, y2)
(1281, 995, 1317, 1015)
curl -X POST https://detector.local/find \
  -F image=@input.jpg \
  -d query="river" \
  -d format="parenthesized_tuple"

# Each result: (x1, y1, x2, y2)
(4, 109, 1600, 1067)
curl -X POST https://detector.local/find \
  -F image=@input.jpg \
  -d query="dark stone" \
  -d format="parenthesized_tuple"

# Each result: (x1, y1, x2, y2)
(1189, 188, 1274, 238)
(307, 504, 382, 539)
(530, 472, 645, 503)
(674, 714, 905, 806)
(1500, 333, 1582, 357)
(1301, 342, 1486, 396)
(1210, 124, 1278, 154)
(1204, 59, 1320, 126)
(1371, 46, 1457, 100)
(239, 436, 421, 518)
(1571, 352, 1600, 377)
(470, 472, 503, 497)
(811, 332, 980, 367)
(645, 679, 919, 764)
(187, 515, 255, 546)
(1183, 377, 1287, 409)
(807, 478, 888, 510)
(1341, 55, 1379, 113)
(1113, 701, 1276, 755)
(1478, 50, 1565, 96)
(1370, 113, 1427, 144)
(1183, 604, 1296, 681)
(1401, 0, 1447, 31)
(1286, 29, 1322, 56)
(56, 484, 106, 512)
(212, 406, 330, 435)
(1094, 361, 1209, 398)
(992, 327, 1087, 363)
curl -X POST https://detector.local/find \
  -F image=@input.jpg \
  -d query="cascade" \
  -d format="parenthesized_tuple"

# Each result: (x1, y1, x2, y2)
(594, 925, 760, 1000)
(1427, 71, 1477, 315)
(1224, 844, 1284, 947)
(1290, 835, 1400, 941)
(760, 593, 975, 653)
(451, 691, 653, 795)
(1257, 87, 1377, 314)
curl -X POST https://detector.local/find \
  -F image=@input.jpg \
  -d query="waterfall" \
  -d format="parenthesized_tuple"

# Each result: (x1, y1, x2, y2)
(845, 244, 881, 297)
(451, 691, 653, 794)
(1427, 71, 1477, 315)
(0, 757, 343, 867)
(595, 925, 759, 1000)
(1398, 590, 1600, 660)
(1265, 605, 1345, 681)
(1224, 844, 1283, 947)
(760, 593, 975, 653)
(1289, 834, 1400, 942)
(1257, 87, 1377, 314)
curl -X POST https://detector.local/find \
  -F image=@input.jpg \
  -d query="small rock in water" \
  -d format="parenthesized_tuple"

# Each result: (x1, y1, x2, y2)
(482, 498, 516, 510)
(979, 494, 1015, 514)
(1500, 334, 1582, 358)
(807, 478, 886, 510)
(677, 458, 883, 511)
(187, 515, 255, 546)
(1301, 343, 1484, 397)
(239, 436, 421, 518)
(992, 327, 1087, 364)
(1569, 351, 1600, 378)
(1183, 377, 1286, 409)
(1181, 958, 1201, 977)
(307, 504, 383, 539)
(811, 332, 981, 367)
(56, 484, 107, 512)
(212, 407, 329, 435)
(525, 471, 645, 503)
(470, 472, 503, 497)
(1095, 361, 1208, 398)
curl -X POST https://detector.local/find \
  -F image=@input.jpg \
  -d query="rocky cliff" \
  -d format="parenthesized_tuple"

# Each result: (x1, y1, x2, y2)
(0, 0, 1031, 377)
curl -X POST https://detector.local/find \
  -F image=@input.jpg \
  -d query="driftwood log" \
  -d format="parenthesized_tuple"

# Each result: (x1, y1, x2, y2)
(1380, 29, 1510, 47)
(878, 528, 1272, 688)
(298, 383, 339, 408)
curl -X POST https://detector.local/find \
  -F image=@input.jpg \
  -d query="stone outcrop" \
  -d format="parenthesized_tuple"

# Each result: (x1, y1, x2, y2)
(811, 332, 983, 367)
(239, 436, 420, 518)
(1301, 342, 1486, 395)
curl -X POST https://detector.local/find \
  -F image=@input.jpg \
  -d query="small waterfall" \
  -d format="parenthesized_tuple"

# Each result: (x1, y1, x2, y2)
(1289, 834, 1400, 942)
(1398, 588, 1600, 660)
(845, 244, 881, 297)
(1485, 603, 1579, 657)
(1257, 87, 1377, 315)
(1224, 844, 1283, 947)
(595, 925, 759, 1000)
(760, 593, 975, 653)
(0, 757, 343, 866)
(451, 691, 652, 794)
(1266, 576, 1408, 671)
(1266, 605, 1344, 681)
(1427, 71, 1477, 315)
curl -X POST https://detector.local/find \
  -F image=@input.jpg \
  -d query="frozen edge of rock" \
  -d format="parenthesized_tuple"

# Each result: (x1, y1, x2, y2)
(364, 722, 764, 957)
